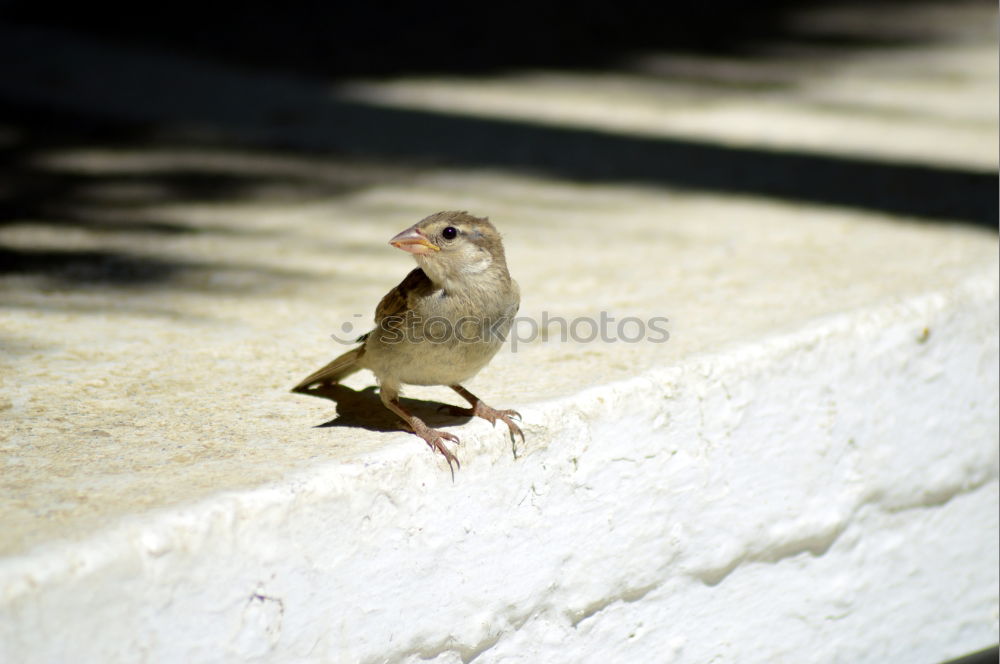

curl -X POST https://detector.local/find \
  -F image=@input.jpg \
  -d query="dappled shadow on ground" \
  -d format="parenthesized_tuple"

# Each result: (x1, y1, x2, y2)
(1, 2, 995, 230)
(0, 106, 406, 295)
(0, 0, 995, 302)
(0, 245, 188, 285)
(2, 77, 994, 238)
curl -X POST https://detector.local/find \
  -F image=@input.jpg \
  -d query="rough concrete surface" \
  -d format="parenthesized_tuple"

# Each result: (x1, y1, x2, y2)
(0, 2, 997, 662)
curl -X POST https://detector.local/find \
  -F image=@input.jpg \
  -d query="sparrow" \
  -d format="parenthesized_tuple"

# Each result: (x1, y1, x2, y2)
(293, 211, 523, 473)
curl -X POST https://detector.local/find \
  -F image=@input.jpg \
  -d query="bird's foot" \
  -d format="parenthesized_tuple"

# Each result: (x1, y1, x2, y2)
(409, 419, 461, 476)
(440, 402, 524, 444)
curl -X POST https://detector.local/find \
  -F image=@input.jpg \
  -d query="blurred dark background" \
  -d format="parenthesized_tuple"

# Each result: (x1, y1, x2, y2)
(1, 1, 898, 77)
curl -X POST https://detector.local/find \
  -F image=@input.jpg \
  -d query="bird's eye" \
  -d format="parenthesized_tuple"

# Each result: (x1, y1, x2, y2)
(442, 226, 458, 240)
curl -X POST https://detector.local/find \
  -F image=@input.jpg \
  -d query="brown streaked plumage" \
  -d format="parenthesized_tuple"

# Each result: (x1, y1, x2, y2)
(293, 211, 522, 474)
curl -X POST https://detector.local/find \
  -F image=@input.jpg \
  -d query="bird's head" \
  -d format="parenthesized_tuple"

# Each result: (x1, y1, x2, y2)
(389, 211, 508, 288)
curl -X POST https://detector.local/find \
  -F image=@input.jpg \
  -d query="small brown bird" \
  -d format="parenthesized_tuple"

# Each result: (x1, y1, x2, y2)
(293, 211, 523, 472)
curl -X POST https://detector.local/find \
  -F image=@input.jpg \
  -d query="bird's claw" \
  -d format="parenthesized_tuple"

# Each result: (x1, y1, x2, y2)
(412, 425, 461, 478)
(500, 409, 522, 422)
(479, 407, 525, 445)
(437, 401, 524, 457)
(500, 415, 525, 445)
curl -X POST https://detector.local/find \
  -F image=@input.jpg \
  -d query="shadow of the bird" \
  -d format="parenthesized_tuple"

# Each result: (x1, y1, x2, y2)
(299, 384, 473, 432)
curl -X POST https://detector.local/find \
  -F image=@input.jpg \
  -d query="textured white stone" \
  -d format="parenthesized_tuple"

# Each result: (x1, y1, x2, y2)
(2, 267, 997, 663)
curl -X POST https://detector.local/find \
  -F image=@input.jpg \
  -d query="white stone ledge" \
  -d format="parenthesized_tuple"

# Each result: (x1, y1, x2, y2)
(2, 269, 996, 663)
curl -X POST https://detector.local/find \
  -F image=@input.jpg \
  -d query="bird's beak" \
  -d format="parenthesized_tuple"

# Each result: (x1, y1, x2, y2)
(389, 226, 440, 255)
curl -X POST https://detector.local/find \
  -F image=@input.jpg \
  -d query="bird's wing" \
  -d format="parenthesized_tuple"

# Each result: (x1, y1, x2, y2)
(292, 269, 430, 392)
(374, 267, 433, 330)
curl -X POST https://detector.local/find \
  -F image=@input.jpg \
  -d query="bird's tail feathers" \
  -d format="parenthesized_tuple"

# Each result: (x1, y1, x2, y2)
(292, 346, 363, 392)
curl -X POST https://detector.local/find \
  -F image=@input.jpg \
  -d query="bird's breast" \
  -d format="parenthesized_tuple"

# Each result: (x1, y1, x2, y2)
(364, 284, 517, 387)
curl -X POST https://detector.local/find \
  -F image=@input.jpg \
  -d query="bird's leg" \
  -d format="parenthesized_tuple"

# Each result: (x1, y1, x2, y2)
(383, 396, 461, 475)
(444, 384, 524, 446)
